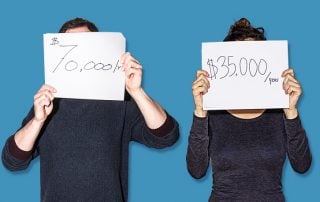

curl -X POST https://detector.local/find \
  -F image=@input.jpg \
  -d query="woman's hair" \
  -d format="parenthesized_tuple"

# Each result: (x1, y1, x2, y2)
(59, 17, 99, 33)
(223, 18, 266, 41)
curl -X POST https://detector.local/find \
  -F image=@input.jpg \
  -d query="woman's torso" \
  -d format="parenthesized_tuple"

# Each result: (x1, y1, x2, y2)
(208, 109, 286, 202)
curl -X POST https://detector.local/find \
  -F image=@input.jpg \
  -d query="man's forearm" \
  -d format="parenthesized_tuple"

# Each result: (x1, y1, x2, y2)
(130, 88, 167, 129)
(14, 118, 44, 152)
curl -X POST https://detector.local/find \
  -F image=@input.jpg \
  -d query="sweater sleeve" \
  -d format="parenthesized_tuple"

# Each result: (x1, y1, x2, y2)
(186, 115, 210, 179)
(284, 115, 312, 173)
(1, 107, 39, 171)
(128, 101, 179, 149)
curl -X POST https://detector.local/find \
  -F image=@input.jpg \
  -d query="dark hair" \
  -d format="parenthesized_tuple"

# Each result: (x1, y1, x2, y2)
(223, 18, 266, 41)
(59, 17, 99, 33)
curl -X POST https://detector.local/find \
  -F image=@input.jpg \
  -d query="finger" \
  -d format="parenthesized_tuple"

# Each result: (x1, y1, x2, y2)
(284, 74, 299, 84)
(34, 94, 52, 108)
(284, 83, 302, 95)
(192, 78, 210, 90)
(193, 86, 209, 96)
(193, 73, 209, 84)
(39, 98, 52, 108)
(196, 70, 209, 78)
(35, 90, 55, 100)
(120, 52, 131, 64)
(123, 54, 132, 65)
(119, 53, 125, 64)
(282, 68, 294, 77)
(196, 69, 208, 77)
(124, 59, 141, 70)
(122, 53, 140, 66)
(125, 65, 142, 79)
(124, 61, 142, 73)
(193, 75, 210, 88)
(123, 60, 143, 72)
(127, 54, 140, 65)
(124, 64, 134, 78)
(286, 85, 302, 96)
(193, 85, 210, 96)
(284, 80, 301, 89)
(128, 61, 142, 69)
(197, 74, 210, 86)
(192, 79, 210, 91)
(34, 90, 55, 101)
(283, 79, 301, 91)
(37, 84, 57, 93)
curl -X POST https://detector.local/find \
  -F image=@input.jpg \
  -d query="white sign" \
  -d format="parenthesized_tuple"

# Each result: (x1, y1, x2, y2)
(44, 32, 126, 100)
(202, 41, 289, 110)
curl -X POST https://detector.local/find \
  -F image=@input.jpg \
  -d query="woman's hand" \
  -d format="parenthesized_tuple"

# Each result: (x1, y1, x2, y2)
(192, 70, 210, 118)
(282, 68, 301, 119)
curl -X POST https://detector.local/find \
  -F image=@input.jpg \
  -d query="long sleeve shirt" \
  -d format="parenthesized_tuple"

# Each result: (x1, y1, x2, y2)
(2, 98, 179, 202)
(187, 109, 311, 202)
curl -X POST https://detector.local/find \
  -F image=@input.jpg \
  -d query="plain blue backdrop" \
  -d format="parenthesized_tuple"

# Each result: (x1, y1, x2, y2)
(0, 0, 319, 201)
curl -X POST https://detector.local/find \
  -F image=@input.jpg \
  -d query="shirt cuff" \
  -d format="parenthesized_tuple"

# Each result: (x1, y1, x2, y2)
(191, 114, 208, 131)
(283, 115, 304, 137)
(148, 114, 175, 137)
(8, 135, 33, 161)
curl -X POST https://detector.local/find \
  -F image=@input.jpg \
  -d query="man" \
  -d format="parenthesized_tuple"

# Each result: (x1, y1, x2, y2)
(2, 18, 179, 201)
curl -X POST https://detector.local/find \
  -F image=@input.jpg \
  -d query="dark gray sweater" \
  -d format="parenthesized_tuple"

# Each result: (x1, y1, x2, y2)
(2, 98, 179, 202)
(187, 109, 311, 202)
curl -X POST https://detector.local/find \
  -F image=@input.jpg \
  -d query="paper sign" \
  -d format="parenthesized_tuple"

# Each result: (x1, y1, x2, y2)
(44, 32, 126, 100)
(202, 40, 289, 110)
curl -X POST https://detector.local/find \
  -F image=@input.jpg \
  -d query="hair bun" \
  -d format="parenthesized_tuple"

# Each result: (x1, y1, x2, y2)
(234, 18, 251, 28)
(224, 17, 266, 41)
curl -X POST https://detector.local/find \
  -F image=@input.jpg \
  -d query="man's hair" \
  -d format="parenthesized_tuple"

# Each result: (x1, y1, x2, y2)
(59, 17, 99, 33)
(223, 18, 266, 41)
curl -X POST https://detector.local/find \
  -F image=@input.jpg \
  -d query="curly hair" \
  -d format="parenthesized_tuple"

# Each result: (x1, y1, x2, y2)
(223, 18, 266, 41)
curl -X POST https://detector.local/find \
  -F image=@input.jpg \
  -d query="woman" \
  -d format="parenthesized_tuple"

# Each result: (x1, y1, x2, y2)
(186, 18, 311, 202)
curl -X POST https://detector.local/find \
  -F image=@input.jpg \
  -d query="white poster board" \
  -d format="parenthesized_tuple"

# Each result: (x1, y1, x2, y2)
(202, 40, 289, 110)
(44, 32, 126, 100)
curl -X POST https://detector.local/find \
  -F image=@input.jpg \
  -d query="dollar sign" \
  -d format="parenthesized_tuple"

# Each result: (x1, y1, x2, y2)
(50, 37, 59, 45)
(207, 58, 218, 80)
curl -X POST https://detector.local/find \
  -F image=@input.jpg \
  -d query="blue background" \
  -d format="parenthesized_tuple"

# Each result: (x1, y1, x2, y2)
(0, 0, 319, 201)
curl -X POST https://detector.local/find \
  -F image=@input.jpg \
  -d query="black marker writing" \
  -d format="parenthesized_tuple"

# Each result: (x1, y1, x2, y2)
(51, 44, 121, 74)
(52, 45, 78, 73)
(206, 56, 276, 85)
(50, 37, 59, 45)
(207, 58, 218, 80)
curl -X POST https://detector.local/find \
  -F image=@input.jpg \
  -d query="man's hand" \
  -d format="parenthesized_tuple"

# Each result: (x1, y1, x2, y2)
(120, 52, 143, 97)
(33, 84, 56, 123)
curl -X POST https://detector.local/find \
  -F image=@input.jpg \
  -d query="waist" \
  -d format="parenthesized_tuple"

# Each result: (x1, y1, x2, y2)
(210, 189, 284, 202)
